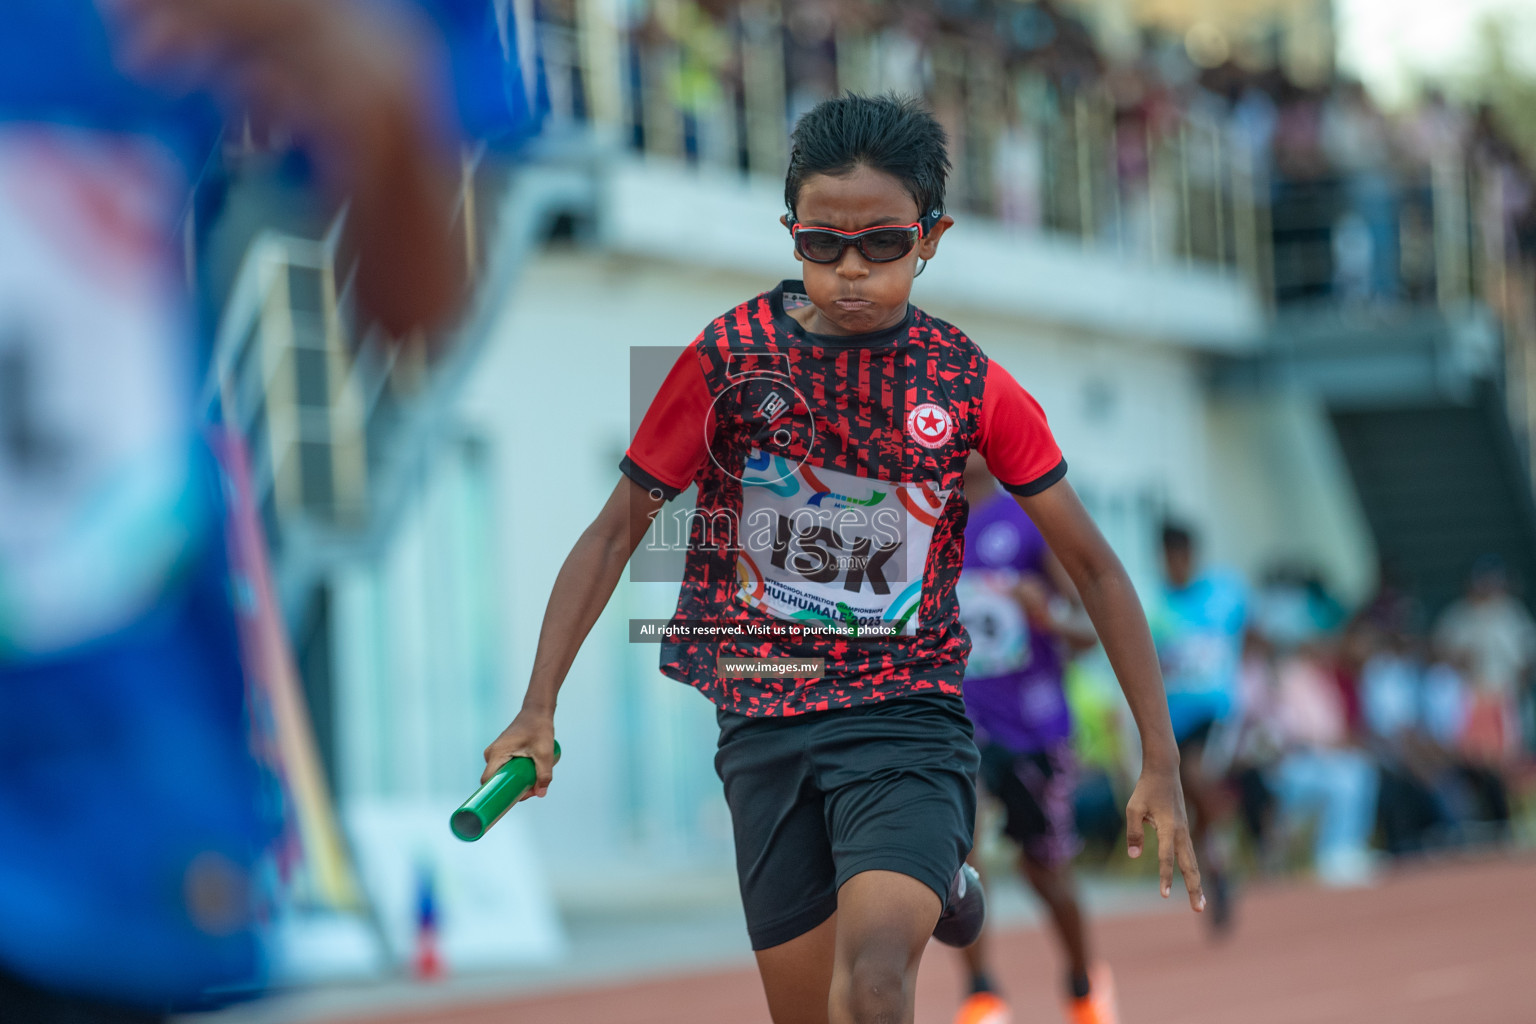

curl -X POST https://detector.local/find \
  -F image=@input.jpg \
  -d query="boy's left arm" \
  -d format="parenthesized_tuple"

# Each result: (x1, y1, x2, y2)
(1017, 479, 1206, 913)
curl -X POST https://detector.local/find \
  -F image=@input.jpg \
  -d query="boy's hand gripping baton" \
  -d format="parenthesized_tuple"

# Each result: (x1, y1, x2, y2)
(451, 740, 561, 841)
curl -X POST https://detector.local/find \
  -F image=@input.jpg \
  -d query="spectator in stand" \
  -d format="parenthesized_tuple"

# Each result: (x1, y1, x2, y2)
(1269, 641, 1380, 886)
(1253, 565, 1347, 652)
(1434, 556, 1536, 766)
(1360, 631, 1450, 857)
(1106, 65, 1162, 256)
(1357, 559, 1428, 641)
(1422, 648, 1472, 753)
(1399, 87, 1470, 175)
(1227, 71, 1280, 173)
(1417, 646, 1513, 840)
(1362, 628, 1519, 851)
(1229, 630, 1283, 872)
(864, 2, 933, 98)
(1322, 79, 1401, 303)
(783, 0, 839, 125)
(1229, 618, 1382, 886)
(1470, 105, 1536, 296)
(1271, 80, 1330, 185)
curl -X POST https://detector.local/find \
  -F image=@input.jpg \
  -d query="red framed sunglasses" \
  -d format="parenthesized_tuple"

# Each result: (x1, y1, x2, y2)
(790, 221, 924, 264)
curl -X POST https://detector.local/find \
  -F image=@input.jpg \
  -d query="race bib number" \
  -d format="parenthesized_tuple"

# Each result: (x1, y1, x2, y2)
(955, 569, 1033, 678)
(1160, 631, 1235, 694)
(0, 126, 195, 655)
(733, 452, 949, 635)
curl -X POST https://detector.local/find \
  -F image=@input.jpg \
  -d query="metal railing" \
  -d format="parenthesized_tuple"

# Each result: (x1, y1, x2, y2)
(537, 3, 1264, 283)
(1266, 161, 1490, 314)
(1499, 263, 1536, 487)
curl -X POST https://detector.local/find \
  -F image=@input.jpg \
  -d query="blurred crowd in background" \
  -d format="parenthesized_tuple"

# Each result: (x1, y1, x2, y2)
(1061, 537, 1535, 891)
(541, 0, 1536, 307)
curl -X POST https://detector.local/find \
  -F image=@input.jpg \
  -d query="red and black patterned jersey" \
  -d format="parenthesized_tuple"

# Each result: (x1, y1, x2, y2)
(621, 280, 1066, 717)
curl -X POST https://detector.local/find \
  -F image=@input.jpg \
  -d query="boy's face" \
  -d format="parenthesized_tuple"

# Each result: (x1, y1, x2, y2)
(783, 164, 952, 336)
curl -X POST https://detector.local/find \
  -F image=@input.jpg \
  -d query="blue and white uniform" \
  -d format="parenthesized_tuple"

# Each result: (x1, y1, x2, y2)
(1149, 569, 1248, 744)
(0, 1, 538, 1010)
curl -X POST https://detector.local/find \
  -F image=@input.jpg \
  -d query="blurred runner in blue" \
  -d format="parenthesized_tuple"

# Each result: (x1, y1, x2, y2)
(1149, 521, 1248, 935)
(0, 1, 538, 1019)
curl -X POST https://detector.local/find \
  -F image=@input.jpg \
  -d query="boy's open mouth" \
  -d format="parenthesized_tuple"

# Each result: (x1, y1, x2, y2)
(835, 297, 873, 310)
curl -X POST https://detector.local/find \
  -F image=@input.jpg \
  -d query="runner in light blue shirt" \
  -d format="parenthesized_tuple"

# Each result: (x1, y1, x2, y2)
(1149, 521, 1248, 935)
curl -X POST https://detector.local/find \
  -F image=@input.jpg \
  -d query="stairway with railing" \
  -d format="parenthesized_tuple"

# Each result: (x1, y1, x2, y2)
(1224, 155, 1536, 616)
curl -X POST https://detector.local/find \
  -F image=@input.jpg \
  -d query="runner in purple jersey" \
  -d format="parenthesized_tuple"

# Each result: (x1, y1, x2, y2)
(952, 452, 1122, 1024)
(959, 478, 1073, 754)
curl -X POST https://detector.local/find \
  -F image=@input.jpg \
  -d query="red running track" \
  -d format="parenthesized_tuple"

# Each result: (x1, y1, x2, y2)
(333, 855, 1536, 1024)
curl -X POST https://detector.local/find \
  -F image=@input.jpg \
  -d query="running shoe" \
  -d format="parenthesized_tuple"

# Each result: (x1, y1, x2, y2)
(1066, 963, 1120, 1024)
(953, 991, 1011, 1024)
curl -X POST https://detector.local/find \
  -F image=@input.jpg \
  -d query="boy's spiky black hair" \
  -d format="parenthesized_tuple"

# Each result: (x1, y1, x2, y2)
(784, 93, 951, 227)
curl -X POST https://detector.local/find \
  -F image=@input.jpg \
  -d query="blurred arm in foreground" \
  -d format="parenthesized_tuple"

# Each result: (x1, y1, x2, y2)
(102, 0, 468, 337)
(0, 1, 514, 1018)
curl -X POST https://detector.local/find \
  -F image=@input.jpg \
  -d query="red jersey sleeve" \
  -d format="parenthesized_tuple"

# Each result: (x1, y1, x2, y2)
(620, 344, 715, 499)
(975, 358, 1067, 496)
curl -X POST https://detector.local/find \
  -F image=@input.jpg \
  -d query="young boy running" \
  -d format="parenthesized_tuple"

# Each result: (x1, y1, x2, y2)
(951, 453, 1117, 1024)
(482, 94, 1203, 1024)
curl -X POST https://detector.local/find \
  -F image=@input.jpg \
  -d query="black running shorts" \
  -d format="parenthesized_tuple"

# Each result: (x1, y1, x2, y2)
(713, 692, 981, 950)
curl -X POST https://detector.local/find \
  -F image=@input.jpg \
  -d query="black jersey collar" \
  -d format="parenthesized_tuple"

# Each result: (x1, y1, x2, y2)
(770, 280, 913, 348)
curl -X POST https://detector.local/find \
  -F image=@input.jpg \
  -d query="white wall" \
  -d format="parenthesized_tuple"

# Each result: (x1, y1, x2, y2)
(606, 158, 1267, 352)
(1201, 393, 1378, 606)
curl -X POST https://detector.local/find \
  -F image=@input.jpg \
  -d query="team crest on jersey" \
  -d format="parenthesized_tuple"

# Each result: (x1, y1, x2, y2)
(906, 403, 954, 449)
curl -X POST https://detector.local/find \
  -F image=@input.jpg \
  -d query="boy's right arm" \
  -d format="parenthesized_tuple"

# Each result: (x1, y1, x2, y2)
(105, 0, 466, 337)
(480, 476, 668, 791)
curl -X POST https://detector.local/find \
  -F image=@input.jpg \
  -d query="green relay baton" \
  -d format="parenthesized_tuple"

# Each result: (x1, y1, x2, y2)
(451, 740, 561, 842)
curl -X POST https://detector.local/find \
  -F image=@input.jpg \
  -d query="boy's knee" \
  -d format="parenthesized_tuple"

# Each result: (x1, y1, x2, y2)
(833, 943, 913, 1024)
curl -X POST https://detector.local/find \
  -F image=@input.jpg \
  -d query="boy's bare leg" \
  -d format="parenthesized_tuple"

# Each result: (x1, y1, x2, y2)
(755, 914, 838, 1024)
(1019, 855, 1090, 983)
(829, 870, 943, 1024)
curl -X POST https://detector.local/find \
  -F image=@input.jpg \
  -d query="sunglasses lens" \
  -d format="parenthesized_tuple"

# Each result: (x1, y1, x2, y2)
(796, 232, 844, 263)
(860, 229, 916, 261)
